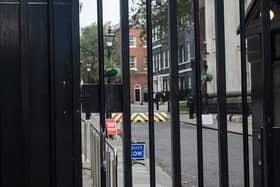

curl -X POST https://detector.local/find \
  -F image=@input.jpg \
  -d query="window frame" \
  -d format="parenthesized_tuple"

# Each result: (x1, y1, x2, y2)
(144, 56, 148, 70)
(130, 56, 137, 70)
(129, 35, 137, 48)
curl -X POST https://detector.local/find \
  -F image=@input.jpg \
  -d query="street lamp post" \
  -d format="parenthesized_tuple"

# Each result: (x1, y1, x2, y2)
(104, 26, 116, 118)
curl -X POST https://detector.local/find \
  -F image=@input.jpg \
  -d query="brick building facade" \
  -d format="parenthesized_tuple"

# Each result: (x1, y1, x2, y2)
(129, 28, 147, 104)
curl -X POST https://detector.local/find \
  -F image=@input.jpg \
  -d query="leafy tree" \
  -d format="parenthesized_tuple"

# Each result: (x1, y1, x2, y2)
(80, 23, 121, 83)
(130, 0, 193, 42)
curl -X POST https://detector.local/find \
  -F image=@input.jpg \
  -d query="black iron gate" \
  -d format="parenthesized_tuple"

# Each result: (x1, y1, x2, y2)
(0, 0, 81, 186)
(1, 0, 279, 186)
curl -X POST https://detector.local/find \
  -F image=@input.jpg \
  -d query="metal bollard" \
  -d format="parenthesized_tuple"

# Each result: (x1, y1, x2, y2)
(90, 128, 94, 179)
(94, 134, 98, 187)
(96, 135, 100, 187)
(112, 151, 118, 187)
(82, 122, 84, 161)
(84, 121, 88, 162)
(106, 151, 111, 187)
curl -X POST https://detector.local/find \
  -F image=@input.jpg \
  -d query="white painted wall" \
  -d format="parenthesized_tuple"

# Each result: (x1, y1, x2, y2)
(205, 0, 244, 94)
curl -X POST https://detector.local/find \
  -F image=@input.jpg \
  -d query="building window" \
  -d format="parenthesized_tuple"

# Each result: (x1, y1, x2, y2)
(185, 42, 191, 62)
(162, 52, 166, 68)
(181, 46, 185, 62)
(153, 55, 155, 72)
(166, 50, 170, 67)
(129, 36, 136, 48)
(144, 56, 148, 70)
(143, 40, 147, 48)
(153, 26, 160, 41)
(179, 45, 184, 63)
(155, 27, 158, 41)
(144, 84, 148, 92)
(158, 53, 161, 71)
(130, 56, 137, 70)
(163, 79, 168, 91)
(188, 43, 191, 61)
(188, 76, 192, 89)
(155, 54, 158, 72)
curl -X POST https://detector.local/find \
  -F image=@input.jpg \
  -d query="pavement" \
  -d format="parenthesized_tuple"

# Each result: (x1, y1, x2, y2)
(131, 103, 168, 112)
(109, 139, 172, 187)
(82, 113, 172, 187)
(180, 112, 253, 136)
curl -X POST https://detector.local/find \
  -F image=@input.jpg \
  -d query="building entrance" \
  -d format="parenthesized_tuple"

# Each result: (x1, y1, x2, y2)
(134, 85, 141, 103)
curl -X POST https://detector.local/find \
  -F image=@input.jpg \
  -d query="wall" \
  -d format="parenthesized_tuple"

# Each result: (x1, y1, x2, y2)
(205, 0, 250, 94)
(129, 28, 148, 103)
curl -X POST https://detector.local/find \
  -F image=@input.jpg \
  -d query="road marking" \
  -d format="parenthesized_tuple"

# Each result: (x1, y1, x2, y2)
(111, 112, 168, 123)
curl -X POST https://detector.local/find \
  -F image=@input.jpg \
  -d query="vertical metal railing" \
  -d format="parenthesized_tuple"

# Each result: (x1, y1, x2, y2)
(214, 0, 229, 186)
(47, 0, 57, 185)
(82, 120, 118, 187)
(119, 0, 132, 187)
(261, 0, 273, 186)
(96, 0, 107, 185)
(81, 0, 276, 186)
(239, 0, 250, 186)
(146, 0, 156, 186)
(168, 0, 182, 186)
(193, 0, 204, 186)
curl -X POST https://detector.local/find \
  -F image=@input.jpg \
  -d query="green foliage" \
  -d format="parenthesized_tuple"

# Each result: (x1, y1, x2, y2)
(179, 101, 189, 112)
(80, 23, 99, 83)
(80, 23, 121, 83)
(201, 73, 213, 82)
(130, 0, 193, 42)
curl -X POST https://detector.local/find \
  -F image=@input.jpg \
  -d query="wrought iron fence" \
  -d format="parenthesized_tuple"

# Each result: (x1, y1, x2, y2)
(84, 0, 276, 187)
(82, 120, 118, 187)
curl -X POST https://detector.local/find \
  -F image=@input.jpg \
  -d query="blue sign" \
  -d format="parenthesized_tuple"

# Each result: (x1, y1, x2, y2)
(131, 143, 145, 160)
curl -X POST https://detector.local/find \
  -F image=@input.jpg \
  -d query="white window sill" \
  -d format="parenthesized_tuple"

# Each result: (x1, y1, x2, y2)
(179, 61, 191, 65)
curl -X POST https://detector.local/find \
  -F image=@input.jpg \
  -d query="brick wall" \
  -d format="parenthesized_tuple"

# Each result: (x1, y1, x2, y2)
(129, 28, 148, 103)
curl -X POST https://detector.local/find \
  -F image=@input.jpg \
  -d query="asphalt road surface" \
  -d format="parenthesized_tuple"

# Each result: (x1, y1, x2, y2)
(131, 121, 254, 187)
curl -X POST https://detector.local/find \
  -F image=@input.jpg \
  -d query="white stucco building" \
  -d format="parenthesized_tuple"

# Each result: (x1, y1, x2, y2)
(204, 0, 252, 94)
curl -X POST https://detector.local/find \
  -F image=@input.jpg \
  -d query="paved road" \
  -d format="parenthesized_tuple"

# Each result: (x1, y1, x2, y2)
(131, 103, 168, 113)
(131, 121, 254, 187)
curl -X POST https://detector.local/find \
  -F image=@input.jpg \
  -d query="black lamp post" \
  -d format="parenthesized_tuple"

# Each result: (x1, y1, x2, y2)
(104, 26, 116, 84)
(104, 26, 116, 119)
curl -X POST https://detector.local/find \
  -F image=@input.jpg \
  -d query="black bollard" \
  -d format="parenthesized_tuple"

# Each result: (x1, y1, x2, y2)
(86, 112, 91, 120)
(168, 101, 170, 112)
(156, 101, 159, 110)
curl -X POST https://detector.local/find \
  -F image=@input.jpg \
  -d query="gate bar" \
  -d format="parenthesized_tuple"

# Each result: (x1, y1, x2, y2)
(214, 0, 229, 186)
(193, 0, 204, 186)
(239, 0, 250, 186)
(168, 0, 182, 186)
(47, 0, 57, 185)
(146, 0, 156, 186)
(119, 0, 132, 186)
(20, 0, 31, 186)
(97, 0, 106, 185)
(261, 0, 273, 186)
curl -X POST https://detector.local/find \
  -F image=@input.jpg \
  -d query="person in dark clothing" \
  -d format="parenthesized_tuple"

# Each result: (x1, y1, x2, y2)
(187, 96, 194, 119)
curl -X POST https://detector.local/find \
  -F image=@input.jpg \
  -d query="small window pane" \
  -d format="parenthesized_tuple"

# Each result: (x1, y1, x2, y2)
(130, 56, 137, 70)
(144, 57, 148, 70)
(129, 36, 136, 47)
